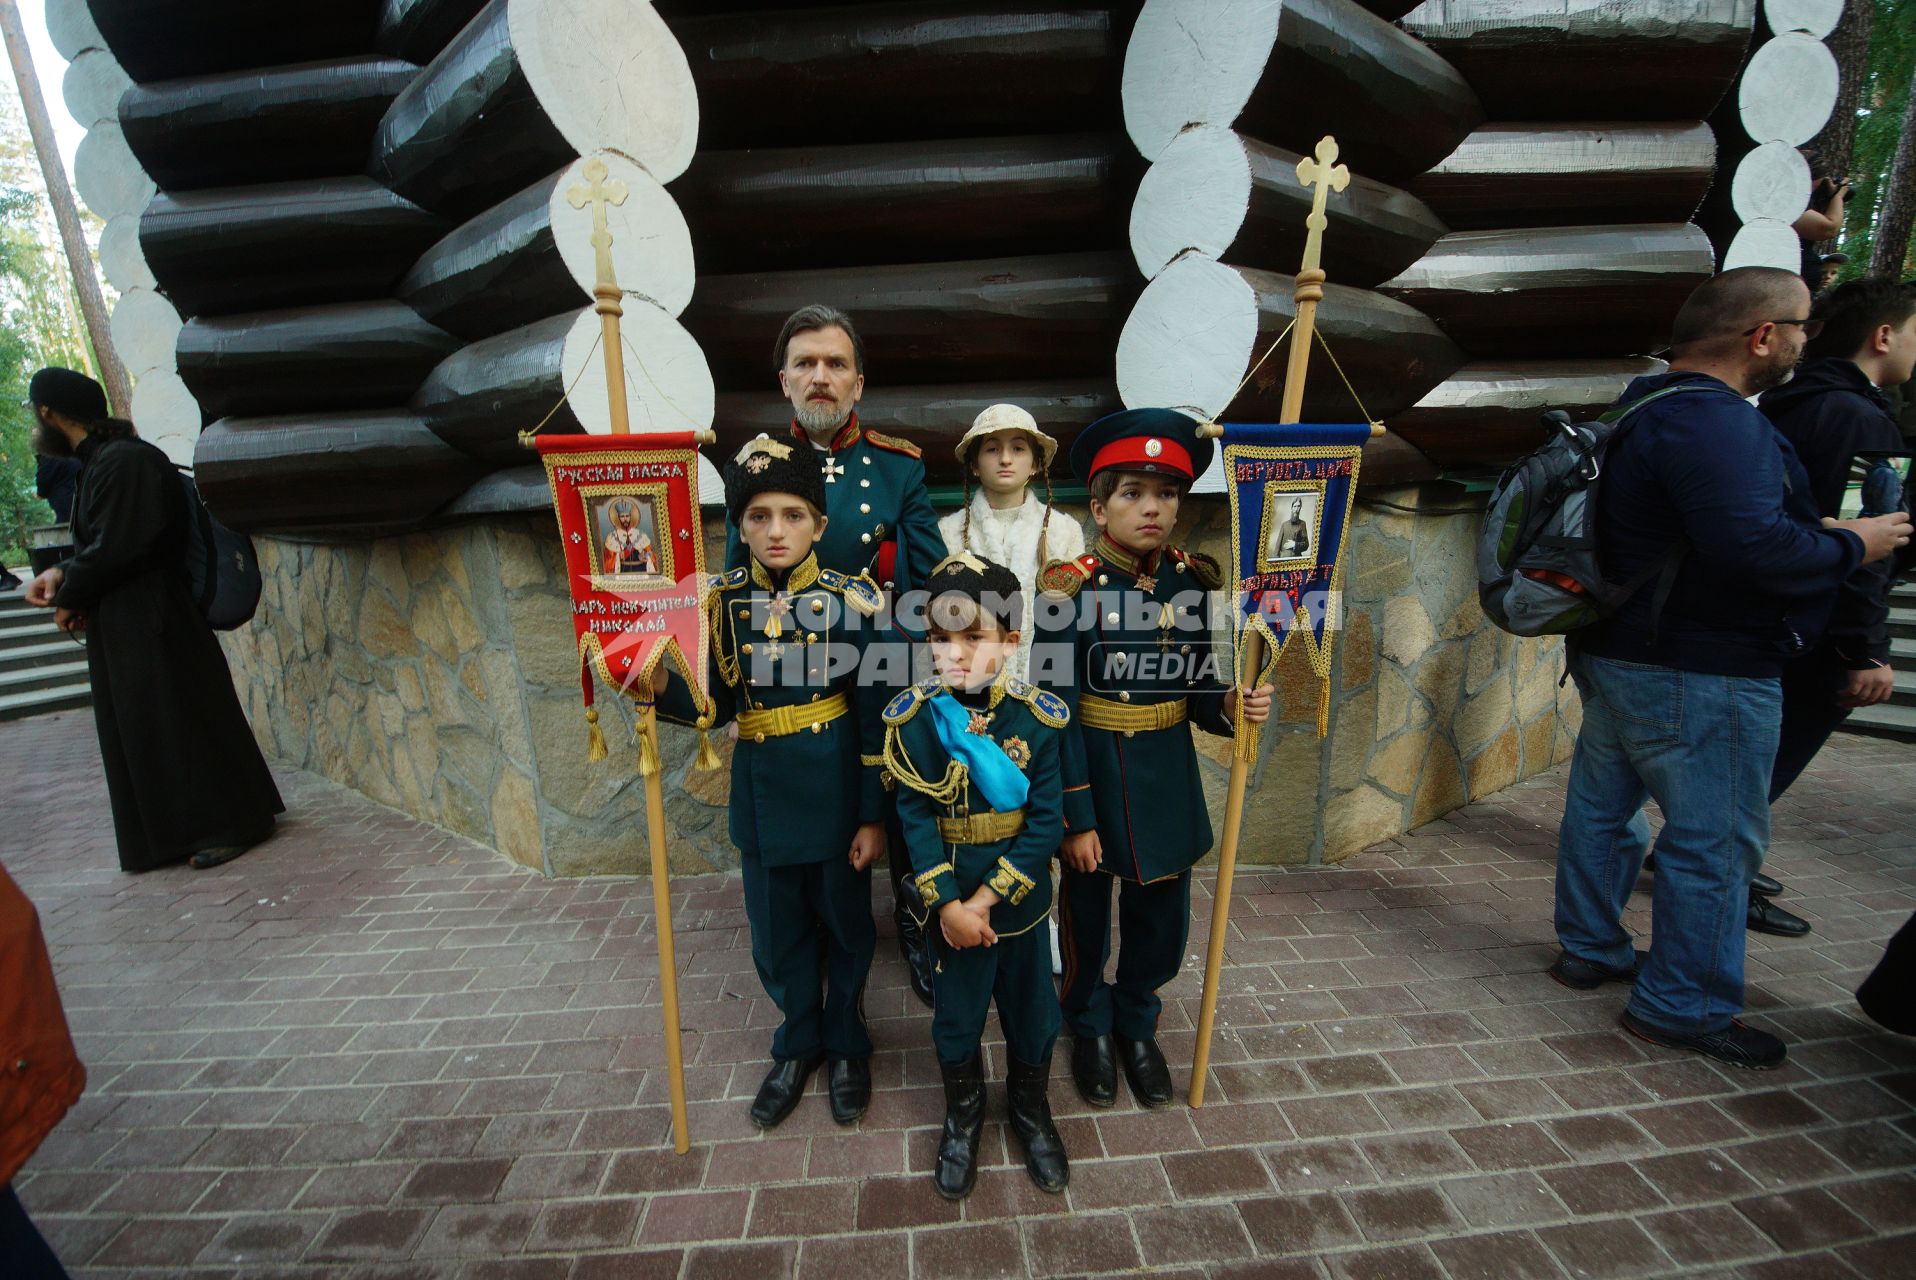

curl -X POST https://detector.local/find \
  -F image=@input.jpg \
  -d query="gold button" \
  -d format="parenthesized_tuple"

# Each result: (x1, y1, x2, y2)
(811, 599, 824, 611)
(807, 633, 818, 643)
(875, 523, 886, 535)
(1124, 730, 1136, 739)
(741, 643, 753, 655)
(754, 732, 766, 743)
(861, 533, 872, 544)
(1181, 644, 1191, 654)
(1119, 691, 1131, 702)
(737, 609, 748, 619)
(861, 478, 871, 488)
(863, 456, 871, 465)
(1106, 612, 1119, 624)
(811, 692, 821, 701)
(860, 503, 871, 514)
(1176, 562, 1187, 574)
(811, 722, 823, 734)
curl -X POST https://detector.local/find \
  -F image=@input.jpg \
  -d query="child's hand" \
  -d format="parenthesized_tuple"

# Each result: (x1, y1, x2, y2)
(1061, 831, 1102, 873)
(962, 886, 1001, 916)
(848, 822, 885, 872)
(1226, 682, 1276, 726)
(939, 901, 997, 949)
(649, 664, 671, 696)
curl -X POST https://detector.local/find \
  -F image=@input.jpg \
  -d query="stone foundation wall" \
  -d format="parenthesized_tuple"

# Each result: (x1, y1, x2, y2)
(223, 486, 1579, 876)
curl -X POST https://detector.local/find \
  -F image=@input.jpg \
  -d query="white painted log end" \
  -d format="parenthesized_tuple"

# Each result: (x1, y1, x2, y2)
(109, 288, 184, 381)
(1730, 140, 1812, 225)
(1722, 218, 1804, 271)
(62, 49, 132, 132)
(100, 212, 156, 293)
(1122, 0, 1280, 162)
(1738, 32, 1838, 147)
(73, 123, 157, 222)
(1762, 0, 1841, 38)
(130, 369, 204, 445)
(45, 0, 107, 61)
(511, 0, 700, 185)
(559, 303, 715, 436)
(1116, 254, 1261, 422)
(1130, 125, 1254, 279)
(548, 152, 696, 317)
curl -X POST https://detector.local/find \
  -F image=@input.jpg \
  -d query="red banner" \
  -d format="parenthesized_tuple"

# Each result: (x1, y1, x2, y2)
(535, 433, 712, 734)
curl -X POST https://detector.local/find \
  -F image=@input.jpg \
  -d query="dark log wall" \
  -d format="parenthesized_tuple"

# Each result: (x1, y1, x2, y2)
(84, 0, 1779, 533)
(660, 2, 1145, 489)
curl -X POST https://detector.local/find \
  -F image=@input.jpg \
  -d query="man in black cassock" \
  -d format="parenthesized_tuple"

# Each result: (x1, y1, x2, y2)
(22, 369, 282, 873)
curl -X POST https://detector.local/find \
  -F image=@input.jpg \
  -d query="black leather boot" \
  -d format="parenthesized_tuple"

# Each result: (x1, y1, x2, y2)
(894, 881, 935, 1008)
(1006, 1055, 1070, 1192)
(1115, 1034, 1175, 1108)
(1071, 1033, 1116, 1108)
(932, 1053, 986, 1200)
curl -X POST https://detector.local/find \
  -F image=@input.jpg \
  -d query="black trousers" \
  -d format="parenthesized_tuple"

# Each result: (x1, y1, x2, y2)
(1058, 866, 1192, 1041)
(1771, 652, 1853, 803)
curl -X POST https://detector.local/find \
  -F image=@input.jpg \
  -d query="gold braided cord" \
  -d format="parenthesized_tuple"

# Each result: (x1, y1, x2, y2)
(522, 329, 605, 438)
(1225, 319, 1296, 411)
(1313, 328, 1382, 429)
(882, 724, 969, 806)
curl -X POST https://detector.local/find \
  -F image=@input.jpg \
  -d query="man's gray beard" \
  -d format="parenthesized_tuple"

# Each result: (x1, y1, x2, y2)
(1749, 356, 1798, 396)
(793, 400, 851, 435)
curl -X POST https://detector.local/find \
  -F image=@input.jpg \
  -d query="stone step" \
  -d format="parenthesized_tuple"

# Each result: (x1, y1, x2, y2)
(1841, 700, 1916, 742)
(0, 659, 89, 696)
(0, 682, 91, 723)
(0, 617, 65, 652)
(1888, 607, 1916, 642)
(0, 638, 90, 672)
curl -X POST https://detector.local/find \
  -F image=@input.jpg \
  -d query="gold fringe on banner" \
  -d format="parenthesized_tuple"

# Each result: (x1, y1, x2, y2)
(585, 708, 609, 763)
(638, 725, 662, 777)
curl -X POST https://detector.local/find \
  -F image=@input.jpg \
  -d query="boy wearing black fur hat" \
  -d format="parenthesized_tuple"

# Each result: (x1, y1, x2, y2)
(653, 435, 888, 1130)
(1038, 407, 1272, 1110)
(883, 552, 1071, 1199)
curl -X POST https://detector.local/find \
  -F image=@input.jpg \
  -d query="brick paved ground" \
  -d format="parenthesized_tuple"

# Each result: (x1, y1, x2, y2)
(7, 707, 1914, 1279)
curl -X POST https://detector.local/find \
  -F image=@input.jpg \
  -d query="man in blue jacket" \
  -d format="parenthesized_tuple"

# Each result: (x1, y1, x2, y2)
(1550, 267, 1911, 1071)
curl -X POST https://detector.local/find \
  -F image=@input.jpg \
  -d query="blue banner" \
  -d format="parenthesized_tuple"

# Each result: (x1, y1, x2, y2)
(1220, 423, 1370, 723)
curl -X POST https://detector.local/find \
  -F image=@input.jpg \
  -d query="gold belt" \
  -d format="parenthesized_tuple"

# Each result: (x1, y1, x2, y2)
(1077, 694, 1188, 734)
(936, 809, 1026, 844)
(735, 692, 850, 743)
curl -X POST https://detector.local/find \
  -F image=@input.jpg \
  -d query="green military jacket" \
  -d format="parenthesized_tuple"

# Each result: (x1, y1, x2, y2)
(1037, 534, 1233, 884)
(724, 415, 946, 595)
(883, 674, 1069, 938)
(657, 551, 886, 867)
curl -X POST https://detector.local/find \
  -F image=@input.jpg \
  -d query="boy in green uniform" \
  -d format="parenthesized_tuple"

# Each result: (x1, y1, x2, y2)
(883, 554, 1071, 1200)
(1038, 408, 1272, 1109)
(654, 437, 888, 1130)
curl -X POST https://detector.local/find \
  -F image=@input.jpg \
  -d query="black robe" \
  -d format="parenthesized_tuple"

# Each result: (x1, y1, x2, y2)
(54, 435, 283, 872)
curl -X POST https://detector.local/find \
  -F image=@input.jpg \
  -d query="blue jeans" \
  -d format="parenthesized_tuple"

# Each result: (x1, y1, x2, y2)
(1555, 653, 1781, 1035)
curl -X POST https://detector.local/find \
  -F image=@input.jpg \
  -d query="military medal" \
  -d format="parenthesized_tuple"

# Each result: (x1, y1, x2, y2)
(966, 710, 991, 735)
(821, 457, 846, 483)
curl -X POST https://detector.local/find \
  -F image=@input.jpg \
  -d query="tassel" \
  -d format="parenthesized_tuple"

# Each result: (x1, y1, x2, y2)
(694, 720, 723, 771)
(1316, 679, 1331, 739)
(639, 725, 662, 777)
(585, 708, 609, 763)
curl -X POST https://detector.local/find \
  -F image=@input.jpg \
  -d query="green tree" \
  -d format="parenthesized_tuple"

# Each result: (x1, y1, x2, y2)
(0, 84, 98, 566)
(1834, 0, 1916, 278)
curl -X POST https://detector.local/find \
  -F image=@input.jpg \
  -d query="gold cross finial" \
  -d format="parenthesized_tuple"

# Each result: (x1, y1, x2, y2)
(566, 155, 629, 291)
(1294, 136, 1349, 275)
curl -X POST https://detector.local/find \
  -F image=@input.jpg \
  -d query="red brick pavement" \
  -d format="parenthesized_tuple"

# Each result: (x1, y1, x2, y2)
(6, 707, 1914, 1279)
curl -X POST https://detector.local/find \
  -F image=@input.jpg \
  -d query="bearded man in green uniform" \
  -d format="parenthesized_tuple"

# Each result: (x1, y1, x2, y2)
(727, 304, 948, 1005)
(1037, 408, 1273, 1109)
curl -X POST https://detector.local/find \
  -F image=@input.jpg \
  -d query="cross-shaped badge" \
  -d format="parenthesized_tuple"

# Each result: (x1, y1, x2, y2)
(966, 711, 990, 736)
(762, 638, 785, 663)
(821, 457, 846, 484)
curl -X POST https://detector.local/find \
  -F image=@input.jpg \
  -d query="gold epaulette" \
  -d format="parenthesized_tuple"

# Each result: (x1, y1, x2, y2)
(1168, 547, 1223, 590)
(819, 566, 883, 617)
(1038, 554, 1099, 599)
(863, 429, 922, 459)
(701, 565, 749, 610)
(1002, 677, 1069, 729)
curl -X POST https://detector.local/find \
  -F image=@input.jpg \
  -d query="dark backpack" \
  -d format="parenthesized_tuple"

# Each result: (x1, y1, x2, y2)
(1478, 384, 1719, 637)
(176, 467, 261, 631)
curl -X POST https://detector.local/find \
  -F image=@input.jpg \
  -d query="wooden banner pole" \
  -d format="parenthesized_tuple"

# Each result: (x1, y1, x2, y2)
(568, 157, 691, 1154)
(1189, 137, 1351, 1109)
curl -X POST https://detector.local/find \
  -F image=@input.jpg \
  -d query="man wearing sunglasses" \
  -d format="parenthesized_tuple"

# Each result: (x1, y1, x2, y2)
(1549, 267, 1912, 1072)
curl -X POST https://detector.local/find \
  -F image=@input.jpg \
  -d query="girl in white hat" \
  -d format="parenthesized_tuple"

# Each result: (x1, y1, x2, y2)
(939, 404, 1085, 682)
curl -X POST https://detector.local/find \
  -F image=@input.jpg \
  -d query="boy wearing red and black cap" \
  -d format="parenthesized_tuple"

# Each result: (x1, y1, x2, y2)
(1036, 408, 1272, 1109)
